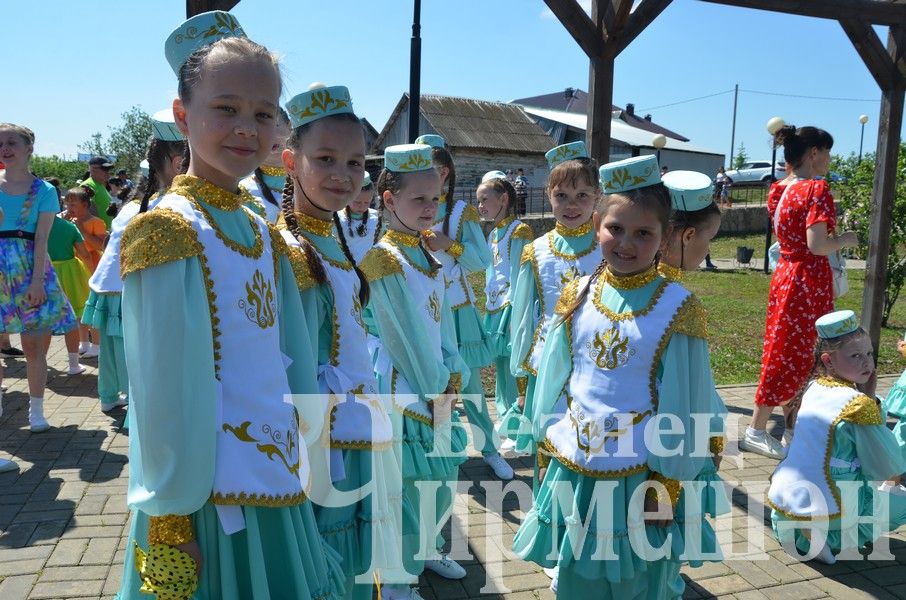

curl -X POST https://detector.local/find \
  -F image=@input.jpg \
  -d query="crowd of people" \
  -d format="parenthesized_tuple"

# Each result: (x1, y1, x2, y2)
(2, 9, 906, 600)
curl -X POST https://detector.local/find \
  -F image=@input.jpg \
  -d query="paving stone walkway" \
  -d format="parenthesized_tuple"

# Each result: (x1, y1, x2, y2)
(1, 336, 905, 599)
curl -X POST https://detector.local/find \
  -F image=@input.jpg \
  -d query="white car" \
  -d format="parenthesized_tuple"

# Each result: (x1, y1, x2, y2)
(726, 161, 786, 184)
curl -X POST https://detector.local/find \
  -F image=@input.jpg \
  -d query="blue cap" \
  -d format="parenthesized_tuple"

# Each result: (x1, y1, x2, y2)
(384, 144, 434, 173)
(545, 142, 588, 169)
(661, 170, 714, 212)
(165, 11, 246, 75)
(150, 108, 184, 142)
(481, 170, 507, 183)
(599, 155, 661, 193)
(816, 310, 860, 340)
(415, 134, 445, 149)
(285, 84, 354, 130)
(362, 171, 372, 188)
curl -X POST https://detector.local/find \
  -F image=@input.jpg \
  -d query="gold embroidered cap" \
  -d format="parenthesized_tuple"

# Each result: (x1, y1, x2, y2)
(151, 108, 184, 142)
(545, 142, 588, 169)
(383, 144, 434, 173)
(599, 155, 661, 193)
(661, 170, 713, 212)
(816, 310, 860, 339)
(285, 84, 354, 129)
(481, 170, 507, 183)
(165, 11, 246, 75)
(415, 134, 445, 148)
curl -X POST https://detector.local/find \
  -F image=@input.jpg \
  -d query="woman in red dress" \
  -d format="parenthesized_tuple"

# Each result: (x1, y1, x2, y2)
(741, 125, 858, 458)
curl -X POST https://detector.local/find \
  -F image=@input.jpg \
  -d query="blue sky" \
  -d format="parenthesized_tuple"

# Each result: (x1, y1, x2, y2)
(6, 0, 891, 163)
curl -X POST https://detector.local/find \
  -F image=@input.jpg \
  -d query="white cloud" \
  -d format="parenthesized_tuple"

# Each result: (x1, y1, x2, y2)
(541, 0, 592, 19)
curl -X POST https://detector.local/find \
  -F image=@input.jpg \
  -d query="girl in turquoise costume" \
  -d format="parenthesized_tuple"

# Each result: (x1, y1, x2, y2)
(417, 135, 513, 482)
(82, 109, 186, 415)
(239, 107, 289, 223)
(476, 172, 534, 452)
(512, 155, 719, 598)
(359, 143, 471, 600)
(0, 123, 77, 437)
(115, 12, 342, 600)
(768, 311, 906, 565)
(337, 171, 382, 264)
(509, 142, 601, 465)
(279, 83, 401, 600)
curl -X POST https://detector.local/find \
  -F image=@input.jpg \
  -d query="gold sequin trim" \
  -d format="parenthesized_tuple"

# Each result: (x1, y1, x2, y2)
(267, 224, 287, 287)
(555, 220, 593, 237)
(148, 515, 194, 546)
(447, 241, 464, 259)
(461, 202, 480, 225)
(170, 174, 252, 211)
(709, 436, 725, 456)
(540, 438, 648, 479)
(516, 377, 528, 396)
(385, 229, 421, 247)
(360, 247, 403, 282)
(547, 229, 598, 260)
(672, 294, 709, 339)
(537, 443, 551, 469)
(657, 262, 684, 282)
(210, 490, 308, 507)
(511, 223, 535, 241)
(259, 164, 286, 177)
(838, 393, 883, 426)
(190, 197, 264, 260)
(448, 372, 462, 394)
(196, 251, 223, 379)
(600, 265, 658, 290)
(332, 440, 393, 451)
(384, 234, 439, 278)
(245, 199, 266, 219)
(391, 369, 434, 427)
(554, 277, 582, 315)
(295, 211, 334, 238)
(592, 276, 668, 321)
(518, 242, 543, 376)
(816, 376, 857, 389)
(120, 209, 203, 277)
(646, 471, 682, 507)
(495, 215, 516, 230)
(647, 290, 696, 408)
(520, 243, 536, 266)
(285, 245, 318, 291)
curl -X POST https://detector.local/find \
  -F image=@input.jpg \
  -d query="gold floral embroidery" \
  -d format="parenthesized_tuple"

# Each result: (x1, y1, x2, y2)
(548, 144, 583, 165)
(657, 262, 684, 282)
(554, 277, 582, 315)
(394, 151, 432, 172)
(173, 11, 244, 45)
(709, 436, 725, 456)
(148, 515, 194, 546)
(447, 241, 464, 259)
(569, 407, 650, 460)
(587, 327, 636, 369)
(486, 281, 510, 308)
(600, 265, 658, 290)
(560, 265, 582, 286)
(259, 164, 286, 177)
(352, 294, 366, 331)
(554, 220, 593, 237)
(427, 290, 441, 322)
(295, 211, 334, 238)
(223, 419, 300, 476)
(120, 209, 203, 277)
(601, 164, 656, 192)
(359, 247, 403, 282)
(240, 269, 276, 329)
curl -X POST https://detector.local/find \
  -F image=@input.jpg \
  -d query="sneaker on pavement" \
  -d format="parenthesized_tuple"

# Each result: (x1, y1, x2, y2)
(739, 428, 785, 459)
(68, 364, 87, 376)
(0, 458, 19, 474)
(424, 555, 466, 579)
(101, 398, 129, 412)
(813, 543, 837, 565)
(0, 346, 24, 358)
(483, 452, 514, 480)
(81, 346, 100, 359)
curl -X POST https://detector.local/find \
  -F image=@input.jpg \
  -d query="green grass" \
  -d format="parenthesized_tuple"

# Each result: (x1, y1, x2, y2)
(708, 233, 769, 262)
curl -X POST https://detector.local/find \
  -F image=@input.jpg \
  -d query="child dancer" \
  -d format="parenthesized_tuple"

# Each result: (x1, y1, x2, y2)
(82, 109, 186, 414)
(240, 107, 290, 223)
(768, 310, 906, 564)
(360, 143, 471, 599)
(116, 12, 342, 599)
(477, 171, 534, 451)
(510, 142, 601, 459)
(416, 134, 512, 481)
(337, 171, 382, 263)
(280, 83, 399, 600)
(513, 155, 718, 597)
(47, 213, 92, 375)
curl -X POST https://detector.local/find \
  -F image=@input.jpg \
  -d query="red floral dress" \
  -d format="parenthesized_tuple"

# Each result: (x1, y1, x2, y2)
(755, 178, 836, 407)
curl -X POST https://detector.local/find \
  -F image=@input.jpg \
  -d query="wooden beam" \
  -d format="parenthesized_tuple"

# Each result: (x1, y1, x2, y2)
(601, 0, 633, 42)
(587, 48, 615, 164)
(186, 0, 240, 18)
(613, 0, 673, 56)
(699, 0, 906, 26)
(861, 27, 906, 351)
(544, 0, 600, 58)
(839, 18, 897, 88)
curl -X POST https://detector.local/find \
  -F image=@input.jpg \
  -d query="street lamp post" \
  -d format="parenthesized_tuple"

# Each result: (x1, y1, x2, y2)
(652, 134, 667, 165)
(764, 117, 785, 273)
(858, 114, 869, 163)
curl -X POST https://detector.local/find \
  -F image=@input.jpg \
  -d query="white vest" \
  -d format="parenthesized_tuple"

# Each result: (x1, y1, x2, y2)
(524, 232, 601, 375)
(153, 194, 307, 506)
(768, 380, 868, 519)
(485, 219, 523, 313)
(545, 275, 690, 476)
(373, 240, 446, 427)
(90, 197, 162, 293)
(430, 199, 476, 310)
(239, 175, 282, 224)
(337, 208, 381, 264)
(281, 229, 392, 449)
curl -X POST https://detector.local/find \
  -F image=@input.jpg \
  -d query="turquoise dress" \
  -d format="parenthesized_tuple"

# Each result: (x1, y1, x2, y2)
(482, 216, 534, 443)
(116, 178, 343, 600)
(361, 229, 470, 581)
(512, 266, 721, 599)
(509, 221, 599, 458)
(432, 197, 497, 455)
(883, 363, 906, 459)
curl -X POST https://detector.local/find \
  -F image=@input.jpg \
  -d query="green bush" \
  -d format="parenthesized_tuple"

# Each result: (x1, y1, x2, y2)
(30, 155, 87, 191)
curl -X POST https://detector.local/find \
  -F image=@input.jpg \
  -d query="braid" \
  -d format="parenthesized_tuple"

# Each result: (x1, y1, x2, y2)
(255, 167, 280, 206)
(560, 259, 606, 323)
(344, 206, 355, 237)
(333, 213, 370, 306)
(281, 176, 327, 285)
(372, 210, 383, 245)
(441, 192, 454, 237)
(139, 164, 158, 213)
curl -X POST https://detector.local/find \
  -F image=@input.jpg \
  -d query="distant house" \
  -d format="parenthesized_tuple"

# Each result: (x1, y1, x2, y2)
(372, 93, 556, 189)
(361, 118, 380, 154)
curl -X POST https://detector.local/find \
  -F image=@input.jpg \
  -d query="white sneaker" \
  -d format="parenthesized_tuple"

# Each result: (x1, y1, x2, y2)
(878, 481, 906, 497)
(424, 555, 466, 579)
(813, 543, 837, 565)
(68, 364, 87, 376)
(543, 566, 559, 580)
(81, 345, 99, 358)
(483, 452, 514, 480)
(739, 428, 785, 459)
(382, 586, 425, 600)
(101, 397, 128, 412)
(0, 458, 18, 474)
(781, 429, 793, 451)
(499, 437, 517, 453)
(29, 399, 50, 433)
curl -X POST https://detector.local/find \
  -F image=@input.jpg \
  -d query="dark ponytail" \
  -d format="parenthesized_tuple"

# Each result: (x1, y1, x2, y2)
(333, 213, 370, 305)
(254, 167, 280, 207)
(431, 146, 456, 236)
(773, 125, 834, 169)
(280, 176, 327, 285)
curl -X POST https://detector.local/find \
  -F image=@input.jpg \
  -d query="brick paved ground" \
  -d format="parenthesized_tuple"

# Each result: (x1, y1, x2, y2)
(1, 335, 905, 599)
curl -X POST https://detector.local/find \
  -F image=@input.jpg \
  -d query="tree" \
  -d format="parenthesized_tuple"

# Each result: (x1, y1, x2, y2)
(79, 106, 152, 176)
(30, 156, 87, 190)
(832, 143, 906, 326)
(733, 142, 749, 170)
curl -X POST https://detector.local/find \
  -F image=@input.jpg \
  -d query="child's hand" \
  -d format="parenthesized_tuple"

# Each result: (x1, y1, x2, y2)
(859, 370, 877, 399)
(517, 395, 525, 411)
(175, 539, 203, 576)
(422, 231, 453, 252)
(898, 340, 906, 360)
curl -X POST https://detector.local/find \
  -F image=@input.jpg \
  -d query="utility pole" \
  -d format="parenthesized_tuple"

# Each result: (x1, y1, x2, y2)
(728, 83, 738, 168)
(408, 0, 422, 143)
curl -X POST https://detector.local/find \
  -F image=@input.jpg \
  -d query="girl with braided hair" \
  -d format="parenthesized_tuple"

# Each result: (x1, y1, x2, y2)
(337, 171, 382, 263)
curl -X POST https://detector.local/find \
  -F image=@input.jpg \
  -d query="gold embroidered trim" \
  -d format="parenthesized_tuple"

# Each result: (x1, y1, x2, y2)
(259, 164, 286, 177)
(709, 436, 725, 456)
(190, 198, 264, 259)
(148, 515, 194, 546)
(447, 372, 462, 394)
(547, 230, 598, 260)
(120, 209, 204, 277)
(816, 376, 857, 389)
(293, 228, 351, 271)
(328, 300, 341, 366)
(555, 219, 593, 237)
(540, 438, 648, 479)
(511, 223, 535, 242)
(518, 242, 543, 376)
(267, 224, 287, 286)
(384, 235, 438, 278)
(516, 377, 528, 396)
(391, 369, 434, 427)
(495, 215, 516, 230)
(672, 294, 709, 339)
(210, 490, 308, 507)
(838, 393, 883, 426)
(537, 443, 551, 469)
(285, 245, 318, 291)
(295, 211, 334, 238)
(520, 243, 536, 266)
(331, 440, 393, 451)
(461, 202, 480, 225)
(646, 292, 695, 408)
(385, 229, 421, 248)
(646, 471, 682, 508)
(601, 265, 658, 290)
(657, 262, 684, 282)
(196, 252, 222, 379)
(360, 247, 403, 282)
(170, 174, 252, 211)
(554, 277, 582, 316)
(592, 277, 668, 322)
(447, 241, 464, 259)
(245, 198, 266, 219)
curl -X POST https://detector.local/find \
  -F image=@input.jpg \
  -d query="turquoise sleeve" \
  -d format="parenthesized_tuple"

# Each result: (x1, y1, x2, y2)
(456, 218, 493, 273)
(509, 259, 539, 378)
(530, 319, 571, 440)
